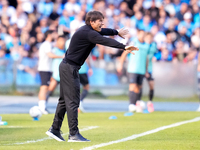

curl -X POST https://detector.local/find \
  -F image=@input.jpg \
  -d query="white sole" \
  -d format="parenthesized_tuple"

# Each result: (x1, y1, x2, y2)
(46, 131, 65, 142)
(68, 139, 91, 142)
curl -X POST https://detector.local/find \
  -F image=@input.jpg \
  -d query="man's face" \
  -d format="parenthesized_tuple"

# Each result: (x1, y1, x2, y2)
(90, 19, 104, 32)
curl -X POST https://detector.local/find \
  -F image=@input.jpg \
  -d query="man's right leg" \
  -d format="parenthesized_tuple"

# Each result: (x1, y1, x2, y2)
(46, 75, 66, 141)
(46, 63, 67, 141)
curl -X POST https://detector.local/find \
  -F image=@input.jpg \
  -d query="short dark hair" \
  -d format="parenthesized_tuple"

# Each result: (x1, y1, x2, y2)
(85, 11, 104, 25)
(44, 30, 54, 39)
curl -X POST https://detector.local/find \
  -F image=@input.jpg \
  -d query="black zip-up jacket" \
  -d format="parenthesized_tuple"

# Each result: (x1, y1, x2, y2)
(63, 25, 126, 66)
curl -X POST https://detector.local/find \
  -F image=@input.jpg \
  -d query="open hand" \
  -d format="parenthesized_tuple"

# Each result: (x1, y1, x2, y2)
(125, 46, 139, 55)
(118, 28, 129, 39)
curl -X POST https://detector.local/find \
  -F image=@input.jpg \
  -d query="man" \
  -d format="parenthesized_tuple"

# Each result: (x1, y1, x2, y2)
(46, 11, 138, 142)
(47, 37, 92, 113)
(38, 30, 63, 114)
(144, 32, 157, 112)
(117, 30, 149, 112)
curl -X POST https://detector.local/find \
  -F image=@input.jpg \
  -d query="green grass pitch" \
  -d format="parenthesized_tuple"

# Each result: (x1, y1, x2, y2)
(0, 112, 200, 150)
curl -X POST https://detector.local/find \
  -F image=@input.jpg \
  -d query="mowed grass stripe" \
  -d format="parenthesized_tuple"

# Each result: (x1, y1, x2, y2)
(81, 117, 200, 150)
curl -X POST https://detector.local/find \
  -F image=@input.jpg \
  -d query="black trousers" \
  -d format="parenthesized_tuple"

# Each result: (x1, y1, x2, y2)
(52, 61, 80, 135)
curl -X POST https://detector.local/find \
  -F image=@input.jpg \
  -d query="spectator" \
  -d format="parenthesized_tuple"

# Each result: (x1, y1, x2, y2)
(178, 12, 194, 37)
(58, 10, 70, 34)
(54, 0, 64, 15)
(147, 0, 160, 23)
(191, 28, 200, 51)
(158, 17, 167, 32)
(174, 40, 190, 61)
(176, 26, 190, 46)
(49, 4, 60, 30)
(118, 11, 128, 28)
(130, 11, 143, 28)
(79, 0, 93, 12)
(105, 2, 120, 18)
(17, 0, 34, 14)
(0, 0, 16, 18)
(173, 0, 181, 13)
(37, 0, 54, 17)
(1, 14, 10, 28)
(192, 4, 200, 24)
(10, 4, 28, 29)
(175, 2, 188, 22)
(154, 47, 173, 61)
(119, 1, 133, 17)
(112, 14, 121, 29)
(69, 11, 85, 37)
(165, 20, 179, 43)
(165, 32, 175, 54)
(138, 14, 153, 32)
(93, 0, 106, 13)
(35, 32, 44, 51)
(132, 1, 145, 16)
(37, 17, 49, 33)
(64, 0, 81, 16)
(151, 25, 166, 50)
(163, 0, 176, 16)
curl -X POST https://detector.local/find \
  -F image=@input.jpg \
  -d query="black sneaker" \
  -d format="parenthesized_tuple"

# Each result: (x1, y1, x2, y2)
(68, 133, 90, 142)
(46, 127, 65, 141)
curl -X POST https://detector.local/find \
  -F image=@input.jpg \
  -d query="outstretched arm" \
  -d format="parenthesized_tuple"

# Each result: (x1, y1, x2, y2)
(89, 30, 126, 49)
(88, 30, 139, 52)
(99, 28, 129, 38)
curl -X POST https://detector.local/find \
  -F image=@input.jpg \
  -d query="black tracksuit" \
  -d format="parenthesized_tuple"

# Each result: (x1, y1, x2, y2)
(52, 25, 126, 135)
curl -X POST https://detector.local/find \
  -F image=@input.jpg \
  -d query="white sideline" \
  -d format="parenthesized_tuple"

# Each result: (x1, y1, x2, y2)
(0, 126, 25, 128)
(81, 117, 200, 150)
(4, 126, 99, 145)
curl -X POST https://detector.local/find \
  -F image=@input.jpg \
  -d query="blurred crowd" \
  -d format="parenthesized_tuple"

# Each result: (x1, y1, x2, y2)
(0, 0, 200, 81)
